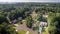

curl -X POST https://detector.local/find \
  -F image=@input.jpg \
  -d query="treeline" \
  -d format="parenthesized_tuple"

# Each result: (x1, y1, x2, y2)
(0, 3, 60, 7)
(0, 3, 60, 23)
(48, 13, 60, 34)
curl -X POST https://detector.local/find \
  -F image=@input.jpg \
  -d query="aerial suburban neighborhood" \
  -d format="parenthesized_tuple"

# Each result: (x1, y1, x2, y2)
(0, 1, 60, 34)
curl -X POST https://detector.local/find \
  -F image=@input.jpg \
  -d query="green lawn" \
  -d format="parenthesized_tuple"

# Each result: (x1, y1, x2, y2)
(29, 32, 33, 34)
(18, 30, 33, 34)
(42, 27, 48, 34)
(18, 30, 26, 34)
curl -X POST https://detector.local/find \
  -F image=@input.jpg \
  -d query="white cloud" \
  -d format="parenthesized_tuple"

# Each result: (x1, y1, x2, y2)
(0, 0, 60, 2)
(0, 0, 20, 2)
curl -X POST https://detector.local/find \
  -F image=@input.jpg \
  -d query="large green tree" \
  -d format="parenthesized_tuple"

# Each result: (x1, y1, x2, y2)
(0, 12, 17, 34)
(26, 16, 32, 28)
(0, 23, 17, 34)
(48, 13, 60, 34)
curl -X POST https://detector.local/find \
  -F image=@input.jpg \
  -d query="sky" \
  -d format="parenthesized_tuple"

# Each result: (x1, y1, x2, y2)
(0, 0, 60, 3)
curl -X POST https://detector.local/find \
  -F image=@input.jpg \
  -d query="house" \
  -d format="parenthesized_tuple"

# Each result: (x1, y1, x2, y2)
(12, 19, 17, 24)
(39, 21, 48, 34)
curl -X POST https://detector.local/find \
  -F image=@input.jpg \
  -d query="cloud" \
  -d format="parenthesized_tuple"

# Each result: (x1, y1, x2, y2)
(0, 0, 60, 2)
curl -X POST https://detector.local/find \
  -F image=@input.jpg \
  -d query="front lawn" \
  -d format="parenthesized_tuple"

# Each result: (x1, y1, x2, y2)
(29, 32, 33, 34)
(42, 27, 48, 34)
(18, 30, 26, 34)
(18, 30, 33, 34)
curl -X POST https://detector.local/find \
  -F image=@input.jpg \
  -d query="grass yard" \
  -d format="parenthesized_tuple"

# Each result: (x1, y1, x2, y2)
(42, 27, 48, 34)
(29, 32, 33, 34)
(18, 30, 33, 34)
(18, 30, 26, 34)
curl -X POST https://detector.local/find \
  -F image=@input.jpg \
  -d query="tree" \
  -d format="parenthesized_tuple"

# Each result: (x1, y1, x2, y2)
(48, 13, 60, 34)
(26, 16, 32, 28)
(0, 12, 17, 34)
(0, 23, 17, 34)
